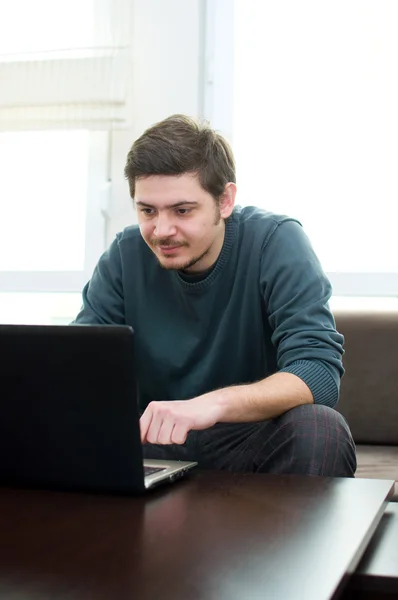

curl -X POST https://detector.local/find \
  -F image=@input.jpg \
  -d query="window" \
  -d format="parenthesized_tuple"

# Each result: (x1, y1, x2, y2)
(0, 127, 109, 323)
(0, 131, 88, 273)
(0, 129, 108, 293)
(206, 0, 398, 297)
(0, 0, 131, 324)
(0, 293, 82, 326)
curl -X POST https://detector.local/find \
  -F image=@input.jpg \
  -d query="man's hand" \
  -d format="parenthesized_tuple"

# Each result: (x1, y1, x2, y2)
(139, 397, 222, 445)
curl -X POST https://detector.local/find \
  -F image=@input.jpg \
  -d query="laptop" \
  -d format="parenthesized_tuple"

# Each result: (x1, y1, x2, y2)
(0, 324, 197, 493)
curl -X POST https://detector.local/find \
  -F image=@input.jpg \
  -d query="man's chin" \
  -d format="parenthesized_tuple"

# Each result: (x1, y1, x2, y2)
(158, 259, 184, 271)
(156, 254, 187, 271)
(157, 254, 203, 272)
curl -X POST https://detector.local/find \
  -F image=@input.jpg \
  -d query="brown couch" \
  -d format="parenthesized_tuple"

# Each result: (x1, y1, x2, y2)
(334, 310, 398, 500)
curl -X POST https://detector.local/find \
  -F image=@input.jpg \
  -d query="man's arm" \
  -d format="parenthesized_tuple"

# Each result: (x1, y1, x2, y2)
(199, 371, 313, 421)
(72, 236, 125, 325)
(260, 218, 344, 408)
(140, 372, 312, 444)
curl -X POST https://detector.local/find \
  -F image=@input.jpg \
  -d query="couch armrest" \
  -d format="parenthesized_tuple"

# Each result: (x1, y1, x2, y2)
(334, 310, 398, 445)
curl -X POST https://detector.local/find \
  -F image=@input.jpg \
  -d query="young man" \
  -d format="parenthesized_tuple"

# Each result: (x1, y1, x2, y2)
(74, 114, 356, 477)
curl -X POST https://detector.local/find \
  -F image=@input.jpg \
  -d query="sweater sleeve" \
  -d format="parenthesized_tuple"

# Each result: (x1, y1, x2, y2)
(259, 219, 344, 408)
(72, 235, 125, 325)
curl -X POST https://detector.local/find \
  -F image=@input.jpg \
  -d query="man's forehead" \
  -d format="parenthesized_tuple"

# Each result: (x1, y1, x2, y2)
(134, 174, 209, 208)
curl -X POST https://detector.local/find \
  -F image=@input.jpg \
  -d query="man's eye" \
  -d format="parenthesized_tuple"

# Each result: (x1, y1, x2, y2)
(141, 208, 154, 216)
(176, 208, 191, 215)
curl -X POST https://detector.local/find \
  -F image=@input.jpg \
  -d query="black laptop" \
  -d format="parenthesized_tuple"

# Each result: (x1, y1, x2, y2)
(0, 324, 197, 493)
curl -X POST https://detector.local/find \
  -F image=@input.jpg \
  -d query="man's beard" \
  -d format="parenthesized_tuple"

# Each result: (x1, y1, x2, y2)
(158, 246, 212, 272)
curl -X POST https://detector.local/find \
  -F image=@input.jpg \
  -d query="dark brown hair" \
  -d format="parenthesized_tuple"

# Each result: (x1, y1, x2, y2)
(124, 114, 236, 202)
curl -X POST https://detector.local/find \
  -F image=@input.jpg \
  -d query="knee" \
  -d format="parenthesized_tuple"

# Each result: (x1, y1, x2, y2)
(278, 403, 349, 432)
(274, 404, 357, 477)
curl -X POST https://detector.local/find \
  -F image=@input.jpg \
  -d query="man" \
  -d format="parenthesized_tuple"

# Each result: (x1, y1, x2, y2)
(74, 114, 356, 477)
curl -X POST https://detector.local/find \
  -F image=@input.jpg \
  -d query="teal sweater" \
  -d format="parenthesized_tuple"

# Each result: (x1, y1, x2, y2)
(74, 206, 344, 410)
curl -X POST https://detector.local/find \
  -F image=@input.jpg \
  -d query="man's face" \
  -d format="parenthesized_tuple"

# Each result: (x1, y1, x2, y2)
(135, 173, 233, 273)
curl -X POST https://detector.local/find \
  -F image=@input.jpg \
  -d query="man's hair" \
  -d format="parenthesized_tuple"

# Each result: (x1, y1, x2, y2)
(124, 114, 236, 202)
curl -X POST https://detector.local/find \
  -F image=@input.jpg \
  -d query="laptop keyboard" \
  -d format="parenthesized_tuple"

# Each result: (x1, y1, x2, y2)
(144, 466, 167, 477)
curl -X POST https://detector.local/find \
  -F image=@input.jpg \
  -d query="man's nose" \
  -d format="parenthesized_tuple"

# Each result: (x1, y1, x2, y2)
(154, 215, 177, 238)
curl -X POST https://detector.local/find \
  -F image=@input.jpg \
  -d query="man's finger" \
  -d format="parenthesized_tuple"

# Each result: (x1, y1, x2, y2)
(139, 405, 153, 443)
(157, 418, 176, 445)
(145, 410, 163, 444)
(171, 423, 189, 445)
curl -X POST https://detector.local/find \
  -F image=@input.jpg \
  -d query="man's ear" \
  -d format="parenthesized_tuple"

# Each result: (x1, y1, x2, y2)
(219, 182, 237, 219)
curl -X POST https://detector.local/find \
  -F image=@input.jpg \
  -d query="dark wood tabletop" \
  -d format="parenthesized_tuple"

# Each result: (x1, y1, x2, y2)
(0, 471, 394, 600)
(343, 501, 398, 599)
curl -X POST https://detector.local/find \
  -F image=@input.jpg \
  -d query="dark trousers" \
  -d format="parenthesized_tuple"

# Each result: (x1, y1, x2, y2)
(143, 404, 357, 477)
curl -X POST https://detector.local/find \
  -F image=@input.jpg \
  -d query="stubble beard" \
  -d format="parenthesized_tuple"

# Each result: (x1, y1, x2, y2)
(160, 246, 212, 272)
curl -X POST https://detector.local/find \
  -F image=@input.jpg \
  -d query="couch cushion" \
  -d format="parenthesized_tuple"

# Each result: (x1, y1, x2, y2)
(334, 311, 398, 445)
(355, 444, 398, 501)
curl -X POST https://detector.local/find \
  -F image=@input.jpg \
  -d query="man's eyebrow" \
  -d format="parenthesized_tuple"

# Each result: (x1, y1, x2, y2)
(135, 200, 199, 209)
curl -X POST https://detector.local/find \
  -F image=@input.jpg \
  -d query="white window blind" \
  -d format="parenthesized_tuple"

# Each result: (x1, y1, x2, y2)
(212, 0, 398, 296)
(0, 0, 131, 130)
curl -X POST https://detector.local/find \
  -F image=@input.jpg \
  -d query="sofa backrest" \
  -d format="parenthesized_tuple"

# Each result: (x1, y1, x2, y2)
(334, 310, 398, 445)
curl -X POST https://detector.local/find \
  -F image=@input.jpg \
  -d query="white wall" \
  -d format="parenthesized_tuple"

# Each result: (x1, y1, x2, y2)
(108, 0, 204, 243)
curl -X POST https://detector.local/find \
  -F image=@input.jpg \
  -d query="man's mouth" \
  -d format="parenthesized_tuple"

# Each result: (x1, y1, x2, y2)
(157, 245, 182, 255)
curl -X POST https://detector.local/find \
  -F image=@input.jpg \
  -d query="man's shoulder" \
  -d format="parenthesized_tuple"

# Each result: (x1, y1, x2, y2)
(116, 224, 142, 244)
(108, 224, 151, 266)
(234, 205, 302, 237)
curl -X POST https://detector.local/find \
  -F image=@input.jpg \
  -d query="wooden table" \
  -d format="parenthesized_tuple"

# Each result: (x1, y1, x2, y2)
(343, 502, 398, 600)
(0, 472, 394, 600)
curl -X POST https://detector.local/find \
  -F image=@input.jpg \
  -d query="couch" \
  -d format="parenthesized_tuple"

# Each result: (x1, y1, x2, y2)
(334, 310, 398, 501)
